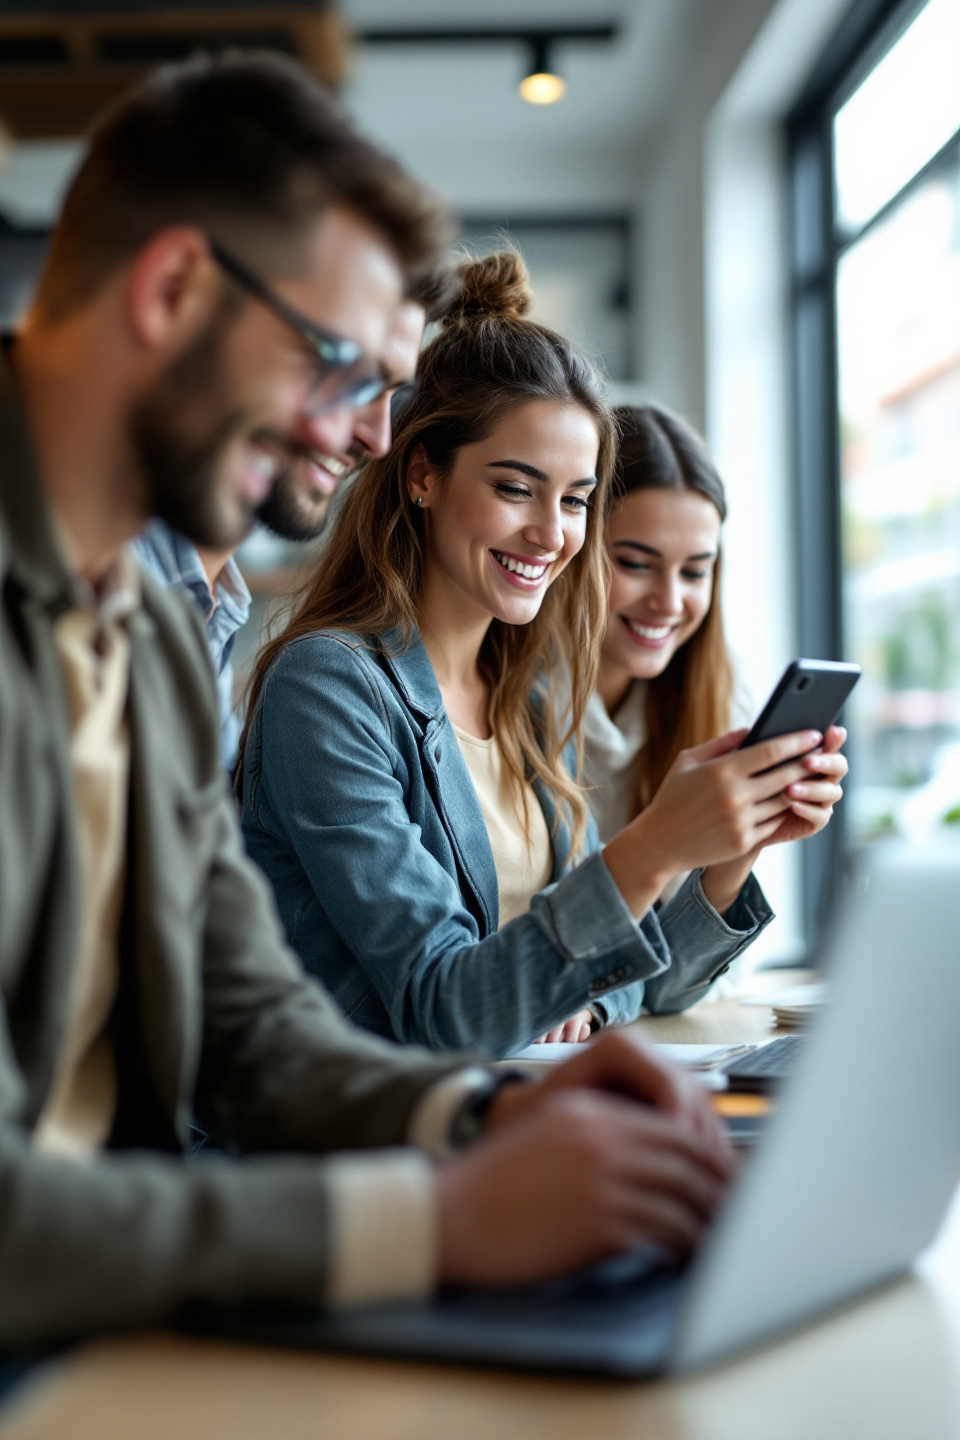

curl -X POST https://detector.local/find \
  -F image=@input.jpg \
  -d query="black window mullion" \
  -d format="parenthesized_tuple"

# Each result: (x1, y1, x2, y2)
(786, 0, 930, 953)
(788, 113, 846, 946)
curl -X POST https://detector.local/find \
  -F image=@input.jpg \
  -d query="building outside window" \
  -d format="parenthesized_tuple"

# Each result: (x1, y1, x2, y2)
(790, 0, 960, 935)
(833, 0, 960, 844)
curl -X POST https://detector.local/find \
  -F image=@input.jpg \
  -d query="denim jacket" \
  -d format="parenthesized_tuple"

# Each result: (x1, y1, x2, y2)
(240, 629, 773, 1057)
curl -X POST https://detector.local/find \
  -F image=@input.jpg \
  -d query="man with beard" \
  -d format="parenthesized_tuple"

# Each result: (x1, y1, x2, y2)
(0, 52, 731, 1351)
(132, 281, 444, 770)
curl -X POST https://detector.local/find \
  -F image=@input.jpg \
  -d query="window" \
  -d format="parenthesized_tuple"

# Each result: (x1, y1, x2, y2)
(837, 149, 960, 843)
(789, 0, 960, 942)
(460, 215, 634, 382)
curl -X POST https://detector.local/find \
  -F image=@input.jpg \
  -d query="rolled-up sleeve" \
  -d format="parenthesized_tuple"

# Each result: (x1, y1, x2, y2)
(529, 850, 670, 993)
(641, 869, 773, 1014)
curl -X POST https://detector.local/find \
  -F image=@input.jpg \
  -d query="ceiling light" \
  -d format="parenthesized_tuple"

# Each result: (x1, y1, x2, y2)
(519, 37, 566, 105)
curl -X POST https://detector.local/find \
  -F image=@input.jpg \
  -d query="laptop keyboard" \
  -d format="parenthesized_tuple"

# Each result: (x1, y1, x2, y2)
(723, 1034, 806, 1091)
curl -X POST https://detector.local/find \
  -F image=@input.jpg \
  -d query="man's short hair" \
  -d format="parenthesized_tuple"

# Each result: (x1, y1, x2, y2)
(406, 264, 461, 324)
(35, 50, 454, 320)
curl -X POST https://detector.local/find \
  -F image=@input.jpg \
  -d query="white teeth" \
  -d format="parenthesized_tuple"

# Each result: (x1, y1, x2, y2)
(250, 450, 277, 481)
(317, 454, 349, 479)
(493, 551, 547, 581)
(626, 619, 672, 639)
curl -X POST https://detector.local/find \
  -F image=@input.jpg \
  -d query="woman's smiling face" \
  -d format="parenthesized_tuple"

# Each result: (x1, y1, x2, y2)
(602, 485, 721, 682)
(410, 399, 600, 628)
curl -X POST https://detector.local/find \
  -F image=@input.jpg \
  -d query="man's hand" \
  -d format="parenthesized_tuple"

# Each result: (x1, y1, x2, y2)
(435, 1030, 733, 1289)
(485, 1028, 728, 1157)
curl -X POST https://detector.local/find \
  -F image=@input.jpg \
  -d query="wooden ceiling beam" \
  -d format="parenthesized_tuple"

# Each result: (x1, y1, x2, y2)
(0, 4, 349, 138)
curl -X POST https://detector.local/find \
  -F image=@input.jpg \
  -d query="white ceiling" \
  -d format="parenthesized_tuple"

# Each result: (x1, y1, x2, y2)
(0, 1, 700, 224)
(340, 0, 698, 211)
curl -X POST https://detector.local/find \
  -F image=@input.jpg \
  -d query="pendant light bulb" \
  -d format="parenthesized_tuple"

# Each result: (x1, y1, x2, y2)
(520, 37, 566, 104)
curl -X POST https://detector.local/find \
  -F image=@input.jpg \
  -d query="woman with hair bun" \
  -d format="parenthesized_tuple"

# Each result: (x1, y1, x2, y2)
(237, 252, 844, 1057)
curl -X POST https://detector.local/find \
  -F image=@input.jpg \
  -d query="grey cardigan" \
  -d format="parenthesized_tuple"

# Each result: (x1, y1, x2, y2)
(0, 356, 467, 1347)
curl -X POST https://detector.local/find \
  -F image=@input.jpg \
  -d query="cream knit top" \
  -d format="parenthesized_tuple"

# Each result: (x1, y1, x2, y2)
(451, 724, 553, 928)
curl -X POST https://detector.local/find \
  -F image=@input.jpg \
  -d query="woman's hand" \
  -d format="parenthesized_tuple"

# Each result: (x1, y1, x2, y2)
(603, 727, 826, 919)
(757, 724, 848, 847)
(700, 726, 848, 914)
(534, 1009, 594, 1044)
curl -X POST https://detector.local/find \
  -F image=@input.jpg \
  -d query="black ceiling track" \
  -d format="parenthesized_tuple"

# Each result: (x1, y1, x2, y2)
(355, 25, 618, 47)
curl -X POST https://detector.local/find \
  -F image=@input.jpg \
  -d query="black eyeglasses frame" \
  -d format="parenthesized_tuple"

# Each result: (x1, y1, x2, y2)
(209, 240, 387, 413)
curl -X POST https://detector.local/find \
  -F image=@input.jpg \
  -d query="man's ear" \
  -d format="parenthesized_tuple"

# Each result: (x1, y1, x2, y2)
(125, 226, 219, 353)
(406, 443, 439, 508)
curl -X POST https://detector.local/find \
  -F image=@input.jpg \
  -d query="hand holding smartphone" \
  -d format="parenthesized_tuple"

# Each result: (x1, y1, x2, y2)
(740, 659, 860, 751)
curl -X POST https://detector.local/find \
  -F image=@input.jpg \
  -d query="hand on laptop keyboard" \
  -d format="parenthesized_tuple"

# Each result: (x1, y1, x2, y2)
(487, 1027, 732, 1161)
(435, 1030, 734, 1291)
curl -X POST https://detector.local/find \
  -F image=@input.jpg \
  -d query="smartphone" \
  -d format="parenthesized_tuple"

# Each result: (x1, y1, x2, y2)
(741, 659, 861, 750)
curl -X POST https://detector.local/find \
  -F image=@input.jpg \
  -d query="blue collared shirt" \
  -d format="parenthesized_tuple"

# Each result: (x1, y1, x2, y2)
(131, 520, 251, 769)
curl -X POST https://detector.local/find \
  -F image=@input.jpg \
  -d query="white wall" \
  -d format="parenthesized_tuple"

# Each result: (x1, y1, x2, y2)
(0, 140, 81, 226)
(703, 0, 856, 963)
(634, 0, 789, 426)
(616, 0, 859, 964)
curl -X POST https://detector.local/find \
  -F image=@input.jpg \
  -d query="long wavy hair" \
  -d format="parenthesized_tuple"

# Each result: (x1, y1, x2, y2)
(610, 404, 733, 814)
(240, 251, 615, 857)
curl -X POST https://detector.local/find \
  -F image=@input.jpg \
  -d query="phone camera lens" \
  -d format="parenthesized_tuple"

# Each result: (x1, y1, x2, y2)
(795, 676, 812, 692)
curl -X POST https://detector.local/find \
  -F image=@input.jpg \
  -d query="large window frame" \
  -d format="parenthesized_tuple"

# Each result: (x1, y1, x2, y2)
(786, 0, 957, 947)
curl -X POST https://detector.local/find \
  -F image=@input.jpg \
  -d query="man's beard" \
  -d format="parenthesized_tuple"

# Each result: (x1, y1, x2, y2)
(130, 303, 252, 552)
(254, 459, 343, 542)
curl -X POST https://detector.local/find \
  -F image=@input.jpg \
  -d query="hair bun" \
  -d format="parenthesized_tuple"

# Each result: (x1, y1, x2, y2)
(447, 250, 532, 323)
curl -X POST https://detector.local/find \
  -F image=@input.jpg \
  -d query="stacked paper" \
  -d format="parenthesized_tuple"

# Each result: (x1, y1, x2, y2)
(743, 983, 829, 1029)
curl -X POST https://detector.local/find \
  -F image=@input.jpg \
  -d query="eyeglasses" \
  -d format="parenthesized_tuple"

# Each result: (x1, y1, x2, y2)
(209, 241, 388, 416)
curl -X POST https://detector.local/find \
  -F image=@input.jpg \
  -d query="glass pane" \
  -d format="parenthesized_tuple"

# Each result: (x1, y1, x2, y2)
(834, 0, 960, 235)
(837, 151, 960, 844)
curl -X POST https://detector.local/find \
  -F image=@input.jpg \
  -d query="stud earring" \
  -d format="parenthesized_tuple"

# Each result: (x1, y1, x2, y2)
(415, 495, 424, 507)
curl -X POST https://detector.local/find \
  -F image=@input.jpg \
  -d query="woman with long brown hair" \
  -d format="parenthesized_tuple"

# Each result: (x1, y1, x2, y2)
(585, 402, 848, 915)
(237, 253, 845, 1057)
(585, 404, 735, 843)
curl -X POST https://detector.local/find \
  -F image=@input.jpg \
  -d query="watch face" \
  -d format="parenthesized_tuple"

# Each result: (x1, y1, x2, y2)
(450, 1073, 528, 1147)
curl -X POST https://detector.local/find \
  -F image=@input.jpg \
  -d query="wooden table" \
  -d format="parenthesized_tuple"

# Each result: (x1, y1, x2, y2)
(5, 977, 960, 1440)
(635, 967, 810, 1045)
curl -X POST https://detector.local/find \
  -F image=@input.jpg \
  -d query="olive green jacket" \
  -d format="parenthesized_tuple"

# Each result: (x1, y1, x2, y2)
(0, 354, 463, 1347)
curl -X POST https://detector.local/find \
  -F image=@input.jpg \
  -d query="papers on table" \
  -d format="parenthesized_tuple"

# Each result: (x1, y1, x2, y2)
(510, 1041, 597, 1064)
(513, 1040, 754, 1068)
(654, 1043, 754, 1071)
(509, 1040, 771, 1089)
(742, 983, 829, 1028)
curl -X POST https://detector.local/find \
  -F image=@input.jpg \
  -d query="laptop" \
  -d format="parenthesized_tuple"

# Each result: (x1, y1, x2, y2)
(189, 846, 960, 1376)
